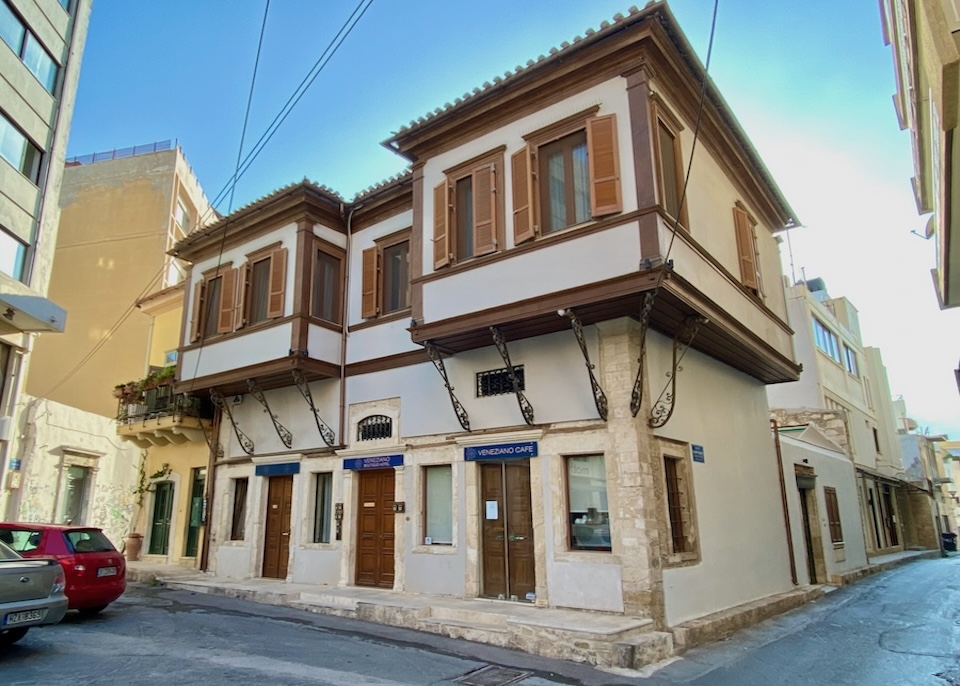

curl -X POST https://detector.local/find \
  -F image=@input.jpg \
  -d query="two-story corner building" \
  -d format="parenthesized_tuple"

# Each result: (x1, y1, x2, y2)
(173, 3, 805, 638)
(767, 279, 937, 557)
(0, 0, 91, 519)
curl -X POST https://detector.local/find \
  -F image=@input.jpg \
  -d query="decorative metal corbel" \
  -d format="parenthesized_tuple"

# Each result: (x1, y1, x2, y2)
(247, 379, 293, 448)
(210, 390, 255, 455)
(424, 342, 470, 432)
(564, 309, 607, 421)
(490, 326, 535, 425)
(648, 315, 707, 428)
(292, 369, 336, 447)
(630, 291, 657, 417)
(186, 397, 223, 459)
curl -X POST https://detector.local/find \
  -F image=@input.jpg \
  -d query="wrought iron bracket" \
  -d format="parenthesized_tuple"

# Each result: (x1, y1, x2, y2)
(185, 397, 223, 459)
(648, 315, 707, 428)
(247, 379, 293, 448)
(424, 342, 471, 432)
(564, 309, 607, 421)
(631, 291, 657, 417)
(210, 390, 255, 455)
(292, 369, 336, 447)
(490, 326, 535, 426)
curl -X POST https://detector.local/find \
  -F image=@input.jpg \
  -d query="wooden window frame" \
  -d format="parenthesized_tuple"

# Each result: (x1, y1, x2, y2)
(656, 438, 700, 566)
(436, 147, 505, 267)
(230, 477, 248, 541)
(513, 106, 622, 245)
(190, 263, 235, 342)
(361, 228, 411, 319)
(823, 486, 843, 544)
(651, 97, 689, 230)
(310, 238, 344, 325)
(733, 201, 763, 297)
(238, 243, 287, 329)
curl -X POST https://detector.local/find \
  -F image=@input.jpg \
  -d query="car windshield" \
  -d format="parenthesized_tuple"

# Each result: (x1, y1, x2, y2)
(65, 529, 116, 553)
(0, 528, 42, 553)
(0, 539, 21, 560)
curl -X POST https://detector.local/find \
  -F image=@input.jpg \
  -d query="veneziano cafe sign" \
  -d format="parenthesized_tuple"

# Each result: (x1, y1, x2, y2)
(464, 441, 538, 461)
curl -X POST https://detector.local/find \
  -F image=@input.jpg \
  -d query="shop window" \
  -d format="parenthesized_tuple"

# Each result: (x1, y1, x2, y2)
(566, 455, 610, 552)
(423, 465, 453, 545)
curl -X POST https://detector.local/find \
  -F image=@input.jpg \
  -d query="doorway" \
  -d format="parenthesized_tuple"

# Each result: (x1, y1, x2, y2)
(262, 475, 293, 579)
(149, 481, 174, 556)
(480, 460, 535, 601)
(798, 486, 818, 583)
(184, 467, 206, 558)
(355, 469, 395, 588)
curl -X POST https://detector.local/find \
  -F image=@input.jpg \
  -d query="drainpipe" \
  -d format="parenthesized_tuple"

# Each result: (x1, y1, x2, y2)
(338, 203, 361, 447)
(771, 418, 798, 585)
(199, 406, 222, 572)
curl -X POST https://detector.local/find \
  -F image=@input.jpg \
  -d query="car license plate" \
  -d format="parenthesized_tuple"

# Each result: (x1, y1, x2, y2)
(4, 609, 45, 626)
(97, 566, 117, 577)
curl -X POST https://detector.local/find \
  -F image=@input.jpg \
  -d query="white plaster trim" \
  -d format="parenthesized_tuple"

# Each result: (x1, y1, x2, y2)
(250, 454, 304, 466)
(454, 429, 544, 447)
(335, 444, 407, 459)
(57, 445, 105, 459)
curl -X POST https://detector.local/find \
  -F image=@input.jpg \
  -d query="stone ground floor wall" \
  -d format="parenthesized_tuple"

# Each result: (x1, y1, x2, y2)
(904, 488, 939, 549)
(1, 395, 139, 546)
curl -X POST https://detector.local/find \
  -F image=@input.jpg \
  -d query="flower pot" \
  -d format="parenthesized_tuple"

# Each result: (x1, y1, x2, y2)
(125, 533, 143, 561)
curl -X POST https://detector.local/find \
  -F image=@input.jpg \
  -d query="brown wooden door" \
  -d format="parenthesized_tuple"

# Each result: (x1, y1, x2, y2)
(355, 469, 395, 588)
(480, 461, 535, 601)
(262, 475, 293, 579)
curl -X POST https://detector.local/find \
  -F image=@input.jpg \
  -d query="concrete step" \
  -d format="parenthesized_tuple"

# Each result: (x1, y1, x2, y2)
(626, 631, 675, 669)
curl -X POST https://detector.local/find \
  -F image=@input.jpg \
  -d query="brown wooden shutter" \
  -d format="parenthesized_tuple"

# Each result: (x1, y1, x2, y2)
(217, 269, 237, 334)
(733, 206, 759, 291)
(190, 280, 204, 342)
(433, 181, 450, 269)
(472, 164, 497, 256)
(587, 114, 622, 217)
(267, 248, 287, 318)
(511, 147, 536, 245)
(824, 487, 843, 543)
(361, 247, 378, 318)
(235, 262, 251, 329)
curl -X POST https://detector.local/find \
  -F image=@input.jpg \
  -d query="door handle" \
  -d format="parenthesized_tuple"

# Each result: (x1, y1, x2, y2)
(508, 535, 525, 542)
(280, 532, 290, 537)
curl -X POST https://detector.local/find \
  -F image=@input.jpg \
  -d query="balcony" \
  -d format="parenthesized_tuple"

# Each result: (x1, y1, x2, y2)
(115, 381, 214, 448)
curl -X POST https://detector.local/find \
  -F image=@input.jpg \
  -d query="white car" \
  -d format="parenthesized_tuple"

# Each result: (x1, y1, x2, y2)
(0, 539, 67, 646)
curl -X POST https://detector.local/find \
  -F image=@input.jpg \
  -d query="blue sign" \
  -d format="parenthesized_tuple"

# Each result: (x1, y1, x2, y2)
(343, 454, 403, 470)
(692, 445, 705, 463)
(464, 441, 538, 461)
(255, 462, 301, 477)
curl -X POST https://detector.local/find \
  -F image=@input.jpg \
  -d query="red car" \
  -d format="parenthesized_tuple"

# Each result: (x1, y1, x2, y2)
(0, 524, 126, 615)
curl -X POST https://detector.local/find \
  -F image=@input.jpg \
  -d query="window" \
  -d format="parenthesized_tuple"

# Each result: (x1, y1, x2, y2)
(511, 110, 621, 247)
(61, 466, 91, 524)
(358, 415, 392, 441)
(813, 318, 841, 363)
(0, 110, 42, 182)
(190, 269, 231, 341)
(843, 344, 859, 376)
(174, 198, 191, 232)
(823, 487, 843, 544)
(567, 455, 610, 552)
(651, 100, 688, 228)
(659, 446, 698, 560)
(732, 203, 761, 295)
(230, 478, 248, 541)
(312, 473, 333, 544)
(361, 229, 410, 319)
(423, 465, 453, 545)
(873, 426, 881, 453)
(0, 228, 26, 281)
(240, 247, 287, 327)
(311, 244, 342, 323)
(0, 1, 58, 92)
(433, 150, 502, 267)
(65, 529, 115, 553)
(476, 366, 525, 397)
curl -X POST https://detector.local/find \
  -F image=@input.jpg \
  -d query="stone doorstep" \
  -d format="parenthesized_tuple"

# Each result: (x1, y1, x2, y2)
(670, 586, 825, 653)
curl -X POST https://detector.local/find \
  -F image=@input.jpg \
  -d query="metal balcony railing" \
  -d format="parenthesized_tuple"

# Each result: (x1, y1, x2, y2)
(117, 385, 213, 424)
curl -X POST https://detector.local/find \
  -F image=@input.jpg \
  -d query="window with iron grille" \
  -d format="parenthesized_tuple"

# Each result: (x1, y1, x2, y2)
(476, 366, 525, 397)
(358, 415, 392, 441)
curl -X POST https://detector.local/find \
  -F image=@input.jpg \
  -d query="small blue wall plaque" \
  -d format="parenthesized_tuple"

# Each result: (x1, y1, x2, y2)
(692, 445, 705, 463)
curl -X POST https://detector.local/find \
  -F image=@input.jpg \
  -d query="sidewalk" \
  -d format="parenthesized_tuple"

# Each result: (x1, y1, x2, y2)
(832, 547, 941, 586)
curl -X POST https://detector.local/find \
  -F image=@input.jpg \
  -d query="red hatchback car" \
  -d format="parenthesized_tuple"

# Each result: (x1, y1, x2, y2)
(0, 524, 126, 615)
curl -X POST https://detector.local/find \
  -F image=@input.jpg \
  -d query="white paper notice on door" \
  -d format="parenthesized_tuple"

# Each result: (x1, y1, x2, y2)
(485, 500, 499, 520)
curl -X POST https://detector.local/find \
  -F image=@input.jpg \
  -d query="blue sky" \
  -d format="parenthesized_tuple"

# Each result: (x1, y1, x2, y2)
(66, 0, 960, 437)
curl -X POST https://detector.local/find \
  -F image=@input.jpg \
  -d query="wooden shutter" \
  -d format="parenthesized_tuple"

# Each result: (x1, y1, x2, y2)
(472, 164, 497, 256)
(217, 268, 237, 334)
(587, 114, 622, 217)
(190, 280, 204, 342)
(236, 262, 251, 329)
(433, 181, 451, 269)
(511, 147, 536, 245)
(361, 247, 378, 318)
(733, 206, 759, 291)
(267, 248, 287, 318)
(824, 487, 843, 543)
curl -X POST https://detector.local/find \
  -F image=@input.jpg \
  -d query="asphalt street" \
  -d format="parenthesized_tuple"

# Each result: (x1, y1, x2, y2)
(1, 555, 958, 685)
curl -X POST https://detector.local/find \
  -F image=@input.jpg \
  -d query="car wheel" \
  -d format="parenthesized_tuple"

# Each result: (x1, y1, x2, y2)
(78, 605, 108, 616)
(0, 627, 29, 646)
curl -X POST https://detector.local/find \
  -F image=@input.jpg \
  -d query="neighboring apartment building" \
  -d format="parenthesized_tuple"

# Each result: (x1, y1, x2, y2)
(895, 397, 950, 543)
(0, 0, 90, 517)
(767, 279, 938, 557)
(4, 143, 215, 548)
(170, 4, 805, 653)
(934, 440, 960, 534)
(881, 0, 960, 309)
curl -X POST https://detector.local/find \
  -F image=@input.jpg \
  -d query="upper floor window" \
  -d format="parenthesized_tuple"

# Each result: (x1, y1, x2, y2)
(174, 198, 191, 232)
(0, 2, 58, 92)
(190, 266, 236, 342)
(813, 318, 840, 363)
(433, 149, 502, 267)
(511, 109, 622, 247)
(732, 203, 761, 296)
(311, 242, 342, 324)
(0, 110, 42, 183)
(361, 229, 410, 319)
(843, 344, 859, 376)
(239, 247, 287, 328)
(0, 227, 27, 281)
(653, 101, 687, 227)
